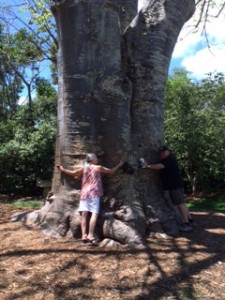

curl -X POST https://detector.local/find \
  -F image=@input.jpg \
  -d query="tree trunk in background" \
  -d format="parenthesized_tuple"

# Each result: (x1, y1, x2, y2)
(36, 0, 195, 245)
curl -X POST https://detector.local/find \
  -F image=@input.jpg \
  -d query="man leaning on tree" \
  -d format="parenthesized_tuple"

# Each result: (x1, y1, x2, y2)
(143, 146, 196, 232)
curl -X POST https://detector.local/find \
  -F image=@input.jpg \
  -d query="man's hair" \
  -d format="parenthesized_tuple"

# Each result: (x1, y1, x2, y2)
(158, 145, 169, 153)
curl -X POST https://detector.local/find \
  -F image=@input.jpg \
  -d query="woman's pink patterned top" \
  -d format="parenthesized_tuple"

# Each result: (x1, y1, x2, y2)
(80, 165, 103, 200)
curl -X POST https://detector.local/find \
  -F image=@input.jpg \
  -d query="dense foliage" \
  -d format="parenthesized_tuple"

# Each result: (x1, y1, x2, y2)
(164, 70, 225, 194)
(0, 79, 57, 196)
(0, 9, 57, 196)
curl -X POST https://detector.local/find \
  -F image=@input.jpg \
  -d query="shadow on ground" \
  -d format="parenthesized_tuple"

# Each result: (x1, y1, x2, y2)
(0, 205, 225, 300)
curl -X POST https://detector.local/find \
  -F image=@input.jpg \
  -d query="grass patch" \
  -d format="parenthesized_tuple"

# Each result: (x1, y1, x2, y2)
(187, 198, 225, 212)
(13, 201, 43, 209)
(10, 196, 225, 212)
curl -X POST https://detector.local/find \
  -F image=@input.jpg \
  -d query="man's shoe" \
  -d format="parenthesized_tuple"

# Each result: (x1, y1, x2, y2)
(189, 219, 197, 229)
(179, 223, 194, 232)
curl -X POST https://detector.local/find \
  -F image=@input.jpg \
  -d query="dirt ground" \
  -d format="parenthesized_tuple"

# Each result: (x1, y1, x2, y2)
(0, 203, 225, 300)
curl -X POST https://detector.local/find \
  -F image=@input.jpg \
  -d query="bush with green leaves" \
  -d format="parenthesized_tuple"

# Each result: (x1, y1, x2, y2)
(0, 79, 57, 196)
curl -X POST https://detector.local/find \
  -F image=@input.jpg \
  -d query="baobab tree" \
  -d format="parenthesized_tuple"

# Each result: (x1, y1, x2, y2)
(29, 0, 196, 245)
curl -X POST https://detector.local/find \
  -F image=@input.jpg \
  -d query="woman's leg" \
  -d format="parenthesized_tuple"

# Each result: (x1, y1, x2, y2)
(80, 211, 88, 240)
(87, 213, 98, 240)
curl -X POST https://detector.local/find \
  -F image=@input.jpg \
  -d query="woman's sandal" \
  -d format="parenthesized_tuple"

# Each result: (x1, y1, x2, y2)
(80, 238, 88, 244)
(87, 239, 98, 246)
(80, 235, 88, 244)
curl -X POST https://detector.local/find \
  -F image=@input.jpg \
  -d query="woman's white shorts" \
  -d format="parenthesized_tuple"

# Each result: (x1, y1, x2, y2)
(78, 197, 100, 214)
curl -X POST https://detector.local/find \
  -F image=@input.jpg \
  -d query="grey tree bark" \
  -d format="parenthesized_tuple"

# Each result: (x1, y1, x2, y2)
(32, 0, 195, 246)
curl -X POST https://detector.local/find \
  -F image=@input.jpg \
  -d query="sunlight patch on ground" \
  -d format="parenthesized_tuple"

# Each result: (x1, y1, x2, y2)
(205, 228, 225, 234)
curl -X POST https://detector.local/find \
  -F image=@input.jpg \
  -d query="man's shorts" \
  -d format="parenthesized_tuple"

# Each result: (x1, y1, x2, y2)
(78, 197, 100, 214)
(164, 189, 185, 205)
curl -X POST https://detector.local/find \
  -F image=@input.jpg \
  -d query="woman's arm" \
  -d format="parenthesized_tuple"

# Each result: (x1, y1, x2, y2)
(57, 165, 83, 177)
(98, 160, 124, 174)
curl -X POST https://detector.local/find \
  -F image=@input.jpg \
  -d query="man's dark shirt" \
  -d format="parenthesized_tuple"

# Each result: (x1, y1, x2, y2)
(160, 153, 183, 190)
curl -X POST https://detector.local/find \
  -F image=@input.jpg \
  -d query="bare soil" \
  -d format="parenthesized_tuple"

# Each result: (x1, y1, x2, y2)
(0, 203, 225, 300)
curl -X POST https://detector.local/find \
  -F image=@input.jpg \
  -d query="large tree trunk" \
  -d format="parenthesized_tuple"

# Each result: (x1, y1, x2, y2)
(34, 0, 195, 245)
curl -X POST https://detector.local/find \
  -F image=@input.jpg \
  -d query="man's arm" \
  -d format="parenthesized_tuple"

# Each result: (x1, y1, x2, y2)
(146, 163, 165, 170)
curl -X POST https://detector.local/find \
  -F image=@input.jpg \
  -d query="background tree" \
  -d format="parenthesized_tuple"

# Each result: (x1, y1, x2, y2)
(0, 27, 47, 110)
(165, 70, 225, 194)
(0, 16, 57, 196)
(0, 0, 58, 197)
(0, 24, 23, 120)
(0, 79, 57, 195)
(0, 0, 58, 100)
